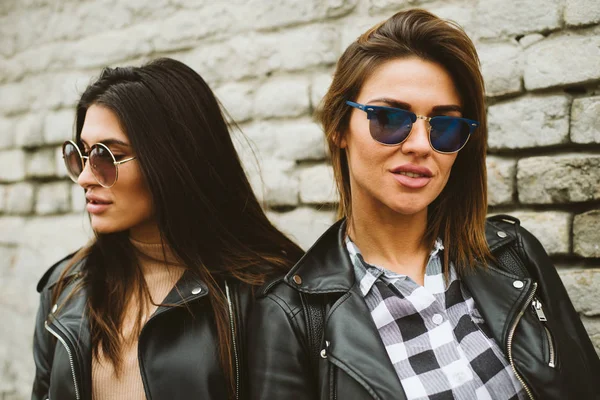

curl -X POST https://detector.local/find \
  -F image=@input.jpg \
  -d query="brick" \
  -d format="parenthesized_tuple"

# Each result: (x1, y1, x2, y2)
(242, 0, 357, 30)
(26, 148, 56, 178)
(340, 15, 384, 49)
(369, 0, 437, 14)
(245, 158, 299, 207)
(310, 73, 333, 111)
(44, 109, 74, 146)
(0, 80, 34, 115)
(486, 156, 515, 206)
(488, 95, 570, 150)
(565, 0, 600, 26)
(299, 164, 338, 204)
(0, 185, 5, 212)
(518, 33, 544, 48)
(571, 96, 600, 144)
(0, 217, 25, 244)
(180, 24, 338, 83)
(68, 25, 154, 70)
(14, 115, 44, 148)
(21, 214, 92, 266)
(573, 210, 600, 257)
(215, 81, 257, 123)
(524, 33, 600, 90)
(71, 184, 86, 212)
(5, 182, 35, 215)
(478, 41, 522, 97)
(428, 4, 476, 37)
(35, 181, 71, 215)
(0, 71, 88, 115)
(0, 116, 16, 149)
(55, 146, 69, 178)
(267, 207, 336, 249)
(511, 211, 571, 255)
(243, 119, 327, 162)
(474, 0, 561, 39)
(558, 269, 600, 316)
(581, 316, 600, 356)
(152, 6, 231, 53)
(50, 1, 134, 43)
(517, 154, 600, 204)
(254, 78, 310, 119)
(0, 149, 26, 182)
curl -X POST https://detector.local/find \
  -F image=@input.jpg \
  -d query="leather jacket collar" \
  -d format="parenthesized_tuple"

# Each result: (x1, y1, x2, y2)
(283, 218, 518, 292)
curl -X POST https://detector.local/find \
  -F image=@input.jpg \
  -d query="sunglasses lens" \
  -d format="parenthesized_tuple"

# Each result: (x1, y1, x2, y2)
(369, 109, 413, 145)
(89, 145, 116, 187)
(63, 142, 83, 182)
(429, 117, 471, 153)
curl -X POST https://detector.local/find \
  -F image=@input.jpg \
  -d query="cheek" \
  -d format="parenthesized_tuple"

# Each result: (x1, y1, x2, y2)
(436, 155, 458, 186)
(115, 169, 153, 218)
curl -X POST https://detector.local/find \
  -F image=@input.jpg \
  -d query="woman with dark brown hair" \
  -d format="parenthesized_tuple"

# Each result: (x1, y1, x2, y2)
(247, 9, 600, 400)
(31, 57, 303, 400)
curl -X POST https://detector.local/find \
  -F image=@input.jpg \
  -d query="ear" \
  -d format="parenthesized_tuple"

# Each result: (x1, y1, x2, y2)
(336, 132, 347, 149)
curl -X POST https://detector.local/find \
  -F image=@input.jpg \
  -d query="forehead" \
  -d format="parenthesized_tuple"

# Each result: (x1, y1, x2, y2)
(80, 104, 129, 144)
(358, 57, 462, 107)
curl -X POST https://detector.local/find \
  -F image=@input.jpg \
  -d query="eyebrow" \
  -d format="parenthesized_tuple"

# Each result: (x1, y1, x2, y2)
(80, 138, 131, 148)
(367, 97, 463, 113)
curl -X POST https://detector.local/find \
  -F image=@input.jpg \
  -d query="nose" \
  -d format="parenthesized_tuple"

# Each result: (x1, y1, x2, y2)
(77, 157, 98, 189)
(400, 118, 431, 157)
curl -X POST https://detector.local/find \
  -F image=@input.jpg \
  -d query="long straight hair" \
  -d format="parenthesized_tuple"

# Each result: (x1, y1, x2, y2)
(52, 58, 303, 395)
(316, 9, 491, 272)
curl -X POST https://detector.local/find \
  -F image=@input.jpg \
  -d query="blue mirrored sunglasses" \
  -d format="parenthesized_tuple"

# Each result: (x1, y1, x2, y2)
(346, 101, 479, 154)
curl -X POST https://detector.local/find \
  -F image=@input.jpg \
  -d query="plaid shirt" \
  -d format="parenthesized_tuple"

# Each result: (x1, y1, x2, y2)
(346, 237, 526, 400)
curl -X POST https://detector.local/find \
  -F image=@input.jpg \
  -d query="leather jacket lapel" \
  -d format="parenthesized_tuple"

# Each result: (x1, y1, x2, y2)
(326, 285, 407, 400)
(46, 270, 92, 400)
(462, 265, 533, 348)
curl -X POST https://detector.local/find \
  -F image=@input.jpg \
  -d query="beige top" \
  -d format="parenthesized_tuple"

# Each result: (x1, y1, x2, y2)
(91, 238, 186, 400)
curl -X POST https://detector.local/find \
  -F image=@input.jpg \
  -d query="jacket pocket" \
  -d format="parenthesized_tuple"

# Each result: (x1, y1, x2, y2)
(328, 362, 338, 400)
(531, 297, 557, 368)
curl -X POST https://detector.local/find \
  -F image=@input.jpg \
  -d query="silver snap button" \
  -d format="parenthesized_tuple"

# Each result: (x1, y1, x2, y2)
(497, 231, 507, 238)
(191, 287, 202, 295)
(432, 314, 444, 325)
(320, 349, 327, 359)
(51, 304, 58, 313)
(292, 274, 302, 285)
(513, 280, 524, 289)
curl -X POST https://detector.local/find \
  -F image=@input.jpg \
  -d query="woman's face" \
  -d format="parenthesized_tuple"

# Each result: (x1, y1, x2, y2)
(343, 57, 461, 219)
(78, 104, 156, 240)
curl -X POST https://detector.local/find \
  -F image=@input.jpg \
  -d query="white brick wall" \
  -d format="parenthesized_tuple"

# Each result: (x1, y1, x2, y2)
(1, 0, 600, 397)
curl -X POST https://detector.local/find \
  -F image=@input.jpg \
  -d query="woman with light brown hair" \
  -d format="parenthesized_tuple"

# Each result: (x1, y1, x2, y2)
(247, 9, 600, 400)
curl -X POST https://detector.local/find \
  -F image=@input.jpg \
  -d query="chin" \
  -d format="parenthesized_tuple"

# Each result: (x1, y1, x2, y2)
(386, 199, 429, 216)
(90, 216, 126, 234)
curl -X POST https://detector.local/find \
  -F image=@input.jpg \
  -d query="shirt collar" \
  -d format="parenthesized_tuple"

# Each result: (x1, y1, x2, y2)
(345, 236, 445, 297)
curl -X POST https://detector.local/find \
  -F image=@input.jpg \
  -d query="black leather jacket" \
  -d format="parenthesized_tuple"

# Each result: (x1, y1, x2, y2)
(32, 254, 252, 400)
(248, 217, 600, 400)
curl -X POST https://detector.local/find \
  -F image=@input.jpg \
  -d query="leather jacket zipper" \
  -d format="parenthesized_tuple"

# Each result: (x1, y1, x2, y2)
(44, 321, 81, 400)
(225, 281, 240, 400)
(532, 298, 556, 368)
(506, 282, 537, 400)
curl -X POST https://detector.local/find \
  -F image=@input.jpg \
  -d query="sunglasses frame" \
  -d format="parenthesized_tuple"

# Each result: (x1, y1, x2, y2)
(62, 140, 136, 188)
(346, 101, 479, 154)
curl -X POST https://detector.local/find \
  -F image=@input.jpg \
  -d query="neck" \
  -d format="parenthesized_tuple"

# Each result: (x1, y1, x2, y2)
(347, 197, 430, 284)
(129, 220, 161, 243)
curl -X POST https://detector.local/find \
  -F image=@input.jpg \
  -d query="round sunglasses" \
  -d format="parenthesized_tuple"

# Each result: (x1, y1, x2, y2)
(346, 101, 479, 154)
(62, 140, 136, 188)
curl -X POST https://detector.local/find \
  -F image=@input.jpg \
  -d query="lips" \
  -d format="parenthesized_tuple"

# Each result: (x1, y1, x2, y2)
(85, 193, 112, 214)
(390, 164, 433, 189)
